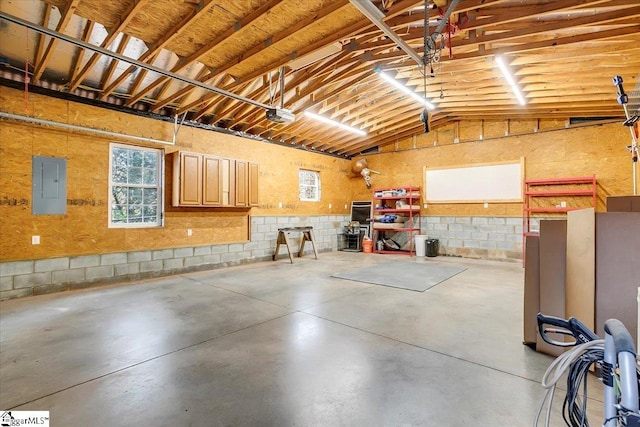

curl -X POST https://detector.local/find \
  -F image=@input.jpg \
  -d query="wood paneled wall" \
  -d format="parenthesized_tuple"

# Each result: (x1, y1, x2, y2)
(353, 119, 637, 216)
(0, 86, 351, 261)
(1, 85, 636, 262)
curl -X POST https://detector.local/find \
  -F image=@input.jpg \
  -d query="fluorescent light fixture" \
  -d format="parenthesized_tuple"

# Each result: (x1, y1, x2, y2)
(377, 70, 435, 110)
(495, 56, 526, 106)
(304, 111, 367, 136)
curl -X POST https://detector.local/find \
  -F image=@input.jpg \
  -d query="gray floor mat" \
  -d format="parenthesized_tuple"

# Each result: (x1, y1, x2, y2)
(331, 261, 466, 292)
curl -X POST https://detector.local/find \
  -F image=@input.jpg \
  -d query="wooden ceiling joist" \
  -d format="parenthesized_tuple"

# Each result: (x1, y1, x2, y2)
(1, 0, 637, 156)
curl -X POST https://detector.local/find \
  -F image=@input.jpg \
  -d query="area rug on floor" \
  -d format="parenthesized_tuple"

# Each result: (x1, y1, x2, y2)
(331, 261, 466, 292)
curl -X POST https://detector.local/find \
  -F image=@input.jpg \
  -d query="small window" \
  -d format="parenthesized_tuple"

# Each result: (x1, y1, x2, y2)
(109, 143, 163, 228)
(299, 169, 320, 201)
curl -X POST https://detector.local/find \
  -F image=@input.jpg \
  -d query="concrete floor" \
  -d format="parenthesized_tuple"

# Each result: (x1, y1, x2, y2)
(0, 252, 602, 426)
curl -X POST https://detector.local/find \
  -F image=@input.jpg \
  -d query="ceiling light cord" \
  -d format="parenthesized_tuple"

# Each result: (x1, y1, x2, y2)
(423, 0, 429, 69)
(421, 0, 430, 131)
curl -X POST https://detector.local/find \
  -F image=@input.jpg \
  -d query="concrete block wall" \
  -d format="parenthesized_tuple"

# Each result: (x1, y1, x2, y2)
(0, 215, 349, 300)
(421, 216, 526, 261)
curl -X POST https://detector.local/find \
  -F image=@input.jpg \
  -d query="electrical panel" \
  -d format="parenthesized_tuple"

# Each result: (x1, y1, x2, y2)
(32, 156, 67, 215)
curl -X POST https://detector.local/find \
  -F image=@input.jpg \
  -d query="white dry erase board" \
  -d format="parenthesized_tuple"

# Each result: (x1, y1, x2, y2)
(424, 158, 524, 203)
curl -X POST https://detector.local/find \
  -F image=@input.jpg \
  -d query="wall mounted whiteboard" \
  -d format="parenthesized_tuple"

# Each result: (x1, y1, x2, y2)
(424, 158, 524, 203)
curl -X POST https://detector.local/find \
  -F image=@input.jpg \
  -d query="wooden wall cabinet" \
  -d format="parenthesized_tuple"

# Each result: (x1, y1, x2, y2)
(202, 155, 223, 206)
(249, 162, 259, 207)
(172, 151, 258, 208)
(235, 160, 248, 207)
(173, 151, 203, 206)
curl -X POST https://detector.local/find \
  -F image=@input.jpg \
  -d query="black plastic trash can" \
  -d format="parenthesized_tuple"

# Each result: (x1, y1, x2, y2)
(426, 238, 439, 257)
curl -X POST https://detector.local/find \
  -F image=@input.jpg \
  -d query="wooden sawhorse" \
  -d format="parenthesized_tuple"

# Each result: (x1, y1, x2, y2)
(273, 226, 318, 263)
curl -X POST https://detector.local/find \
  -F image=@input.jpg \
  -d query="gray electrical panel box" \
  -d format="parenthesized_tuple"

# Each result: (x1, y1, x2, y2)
(32, 156, 67, 215)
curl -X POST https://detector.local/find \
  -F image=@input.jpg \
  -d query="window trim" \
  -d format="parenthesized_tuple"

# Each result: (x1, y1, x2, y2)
(108, 143, 164, 228)
(299, 169, 321, 202)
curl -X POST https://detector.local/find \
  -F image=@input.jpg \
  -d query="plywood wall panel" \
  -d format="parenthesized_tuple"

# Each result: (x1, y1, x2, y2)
(33, 128, 69, 158)
(415, 131, 436, 149)
(31, 94, 69, 122)
(484, 120, 506, 139)
(396, 137, 415, 151)
(459, 120, 481, 142)
(510, 120, 537, 135)
(539, 119, 566, 131)
(0, 123, 32, 175)
(436, 123, 455, 145)
(372, 119, 633, 217)
(1, 84, 636, 261)
(0, 86, 352, 261)
(379, 143, 395, 153)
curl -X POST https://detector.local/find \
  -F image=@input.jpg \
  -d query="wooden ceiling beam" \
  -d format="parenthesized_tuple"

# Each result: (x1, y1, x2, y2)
(388, 0, 507, 28)
(149, 65, 216, 112)
(125, 0, 287, 107)
(463, 0, 633, 31)
(154, 0, 342, 116)
(293, 70, 374, 118)
(362, 0, 630, 58)
(513, 43, 640, 66)
(227, 0, 422, 87)
(33, 0, 80, 81)
(34, 4, 52, 67)
(199, 70, 290, 121)
(98, 0, 219, 100)
(98, 33, 130, 96)
(69, 20, 95, 86)
(181, 45, 348, 117)
(369, 24, 640, 66)
(452, 6, 640, 51)
(68, 0, 149, 92)
(219, 0, 350, 81)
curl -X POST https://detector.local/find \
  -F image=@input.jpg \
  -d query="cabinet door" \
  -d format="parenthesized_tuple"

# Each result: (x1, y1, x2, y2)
(224, 159, 236, 206)
(235, 160, 248, 207)
(173, 152, 202, 206)
(248, 162, 259, 207)
(203, 155, 222, 206)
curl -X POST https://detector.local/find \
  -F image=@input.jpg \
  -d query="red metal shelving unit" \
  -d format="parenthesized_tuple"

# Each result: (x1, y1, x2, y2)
(522, 175, 597, 261)
(371, 186, 421, 256)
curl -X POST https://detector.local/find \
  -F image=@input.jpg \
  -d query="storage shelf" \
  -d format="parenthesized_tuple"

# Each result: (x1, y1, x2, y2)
(372, 227, 420, 232)
(522, 175, 596, 264)
(374, 249, 414, 255)
(374, 196, 420, 200)
(374, 208, 420, 213)
(371, 186, 421, 256)
(373, 186, 420, 192)
(524, 207, 585, 213)
(525, 177, 596, 186)
(524, 189, 595, 197)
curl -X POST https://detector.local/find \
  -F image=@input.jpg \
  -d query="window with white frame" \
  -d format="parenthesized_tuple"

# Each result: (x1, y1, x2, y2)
(109, 143, 163, 227)
(299, 169, 320, 201)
